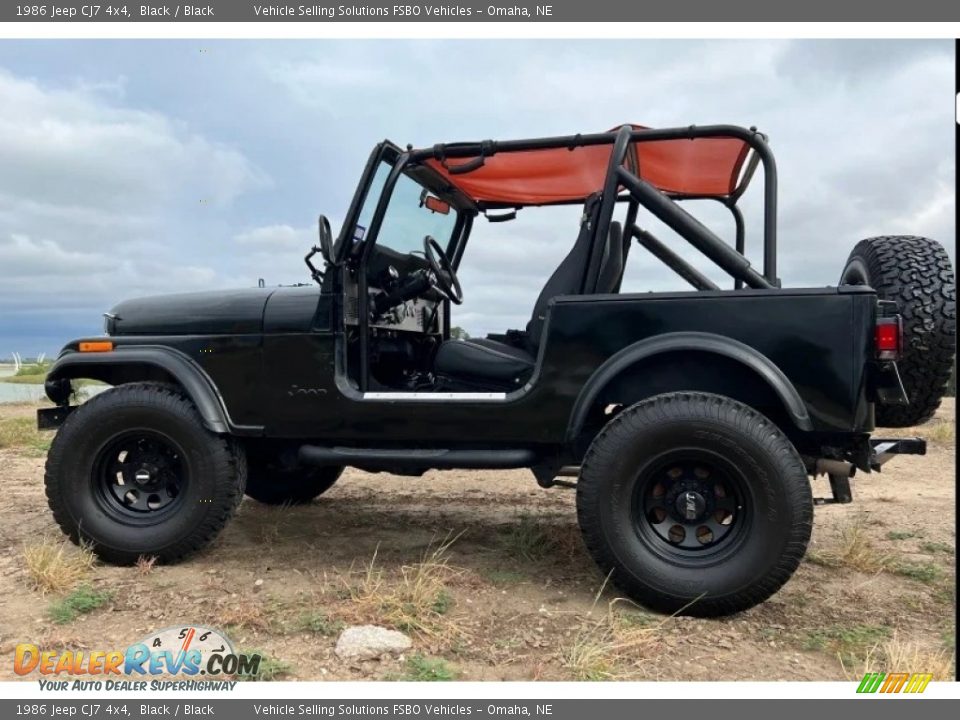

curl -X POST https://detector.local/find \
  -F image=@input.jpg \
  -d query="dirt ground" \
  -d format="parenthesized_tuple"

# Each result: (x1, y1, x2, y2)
(0, 399, 954, 681)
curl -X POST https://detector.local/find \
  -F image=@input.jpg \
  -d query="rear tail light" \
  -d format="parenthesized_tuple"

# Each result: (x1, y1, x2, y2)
(875, 316, 902, 361)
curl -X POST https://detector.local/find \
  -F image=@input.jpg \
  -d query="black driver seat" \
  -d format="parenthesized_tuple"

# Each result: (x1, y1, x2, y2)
(434, 195, 627, 389)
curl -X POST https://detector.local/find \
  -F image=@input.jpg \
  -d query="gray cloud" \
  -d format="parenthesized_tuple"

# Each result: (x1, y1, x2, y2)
(0, 40, 954, 353)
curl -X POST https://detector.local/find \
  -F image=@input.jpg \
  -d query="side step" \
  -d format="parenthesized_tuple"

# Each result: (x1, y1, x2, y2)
(299, 445, 538, 471)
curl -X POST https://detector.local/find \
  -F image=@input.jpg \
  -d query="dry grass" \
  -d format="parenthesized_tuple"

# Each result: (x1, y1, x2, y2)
(219, 600, 276, 632)
(0, 417, 51, 455)
(560, 582, 662, 681)
(561, 605, 661, 680)
(922, 418, 954, 446)
(22, 539, 96, 595)
(807, 513, 892, 573)
(852, 632, 955, 681)
(348, 536, 464, 639)
(135, 555, 157, 575)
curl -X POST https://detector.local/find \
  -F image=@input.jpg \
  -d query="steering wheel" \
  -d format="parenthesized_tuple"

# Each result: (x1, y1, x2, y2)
(423, 236, 463, 305)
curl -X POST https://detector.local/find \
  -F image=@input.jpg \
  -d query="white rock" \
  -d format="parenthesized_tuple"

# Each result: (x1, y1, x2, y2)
(335, 625, 412, 661)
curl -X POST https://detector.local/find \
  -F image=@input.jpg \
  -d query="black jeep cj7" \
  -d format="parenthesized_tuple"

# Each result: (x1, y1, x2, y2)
(40, 124, 955, 617)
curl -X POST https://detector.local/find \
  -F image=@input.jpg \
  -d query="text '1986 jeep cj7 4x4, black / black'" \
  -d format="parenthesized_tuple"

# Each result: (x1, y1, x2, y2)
(40, 124, 955, 617)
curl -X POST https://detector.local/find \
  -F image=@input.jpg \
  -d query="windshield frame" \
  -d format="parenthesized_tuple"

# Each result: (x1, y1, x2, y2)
(342, 149, 470, 265)
(335, 141, 401, 261)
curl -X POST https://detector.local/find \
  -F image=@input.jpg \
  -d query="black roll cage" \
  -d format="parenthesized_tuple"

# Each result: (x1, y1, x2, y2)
(418, 124, 777, 289)
(335, 124, 780, 391)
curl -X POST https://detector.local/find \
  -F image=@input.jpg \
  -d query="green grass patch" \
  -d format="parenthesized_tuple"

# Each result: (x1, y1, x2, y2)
(932, 584, 955, 606)
(802, 624, 891, 665)
(1, 372, 47, 385)
(617, 610, 659, 629)
(920, 541, 955, 556)
(48, 585, 113, 624)
(401, 654, 456, 681)
(430, 589, 453, 615)
(496, 516, 577, 563)
(293, 611, 344, 637)
(886, 530, 918, 541)
(894, 562, 941, 584)
(0, 362, 53, 384)
(497, 517, 551, 561)
(15, 362, 51, 377)
(0, 417, 52, 455)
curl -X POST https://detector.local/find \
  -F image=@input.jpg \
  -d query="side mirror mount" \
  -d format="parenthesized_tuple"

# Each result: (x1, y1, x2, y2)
(305, 214, 338, 286)
(317, 214, 335, 263)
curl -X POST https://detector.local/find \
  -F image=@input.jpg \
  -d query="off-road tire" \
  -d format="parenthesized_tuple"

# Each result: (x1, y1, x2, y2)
(45, 382, 246, 565)
(841, 236, 956, 427)
(244, 453, 342, 505)
(576, 392, 812, 617)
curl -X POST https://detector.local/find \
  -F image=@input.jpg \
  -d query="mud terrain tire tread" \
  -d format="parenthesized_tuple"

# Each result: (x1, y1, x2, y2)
(841, 236, 956, 427)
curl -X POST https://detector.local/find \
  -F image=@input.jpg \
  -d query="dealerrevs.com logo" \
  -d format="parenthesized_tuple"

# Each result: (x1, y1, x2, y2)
(14, 625, 258, 690)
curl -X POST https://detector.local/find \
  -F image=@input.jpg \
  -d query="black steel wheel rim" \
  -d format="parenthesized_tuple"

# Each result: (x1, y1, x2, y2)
(92, 430, 188, 523)
(633, 450, 751, 561)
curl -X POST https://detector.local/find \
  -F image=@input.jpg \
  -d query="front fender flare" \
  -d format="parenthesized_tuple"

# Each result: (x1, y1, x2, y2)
(45, 345, 244, 435)
(566, 331, 813, 442)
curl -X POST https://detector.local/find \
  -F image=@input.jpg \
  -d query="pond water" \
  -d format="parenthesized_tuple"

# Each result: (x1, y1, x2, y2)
(0, 382, 48, 403)
(0, 365, 107, 404)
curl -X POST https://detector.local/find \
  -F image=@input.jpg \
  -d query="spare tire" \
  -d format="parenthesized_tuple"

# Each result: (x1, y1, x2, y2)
(841, 236, 956, 427)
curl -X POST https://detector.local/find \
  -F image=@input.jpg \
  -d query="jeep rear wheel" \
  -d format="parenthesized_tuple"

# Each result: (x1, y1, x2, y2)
(841, 236, 956, 427)
(45, 383, 246, 565)
(576, 392, 812, 617)
(244, 447, 342, 505)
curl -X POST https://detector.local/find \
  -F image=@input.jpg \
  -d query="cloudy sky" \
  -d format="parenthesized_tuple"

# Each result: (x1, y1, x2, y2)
(0, 40, 954, 356)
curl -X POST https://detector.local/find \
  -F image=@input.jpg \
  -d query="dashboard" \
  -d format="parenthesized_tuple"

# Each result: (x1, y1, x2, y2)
(343, 243, 444, 335)
(343, 273, 443, 334)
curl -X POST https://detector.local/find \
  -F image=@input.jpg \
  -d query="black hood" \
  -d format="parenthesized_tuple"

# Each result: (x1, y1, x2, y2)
(108, 288, 274, 336)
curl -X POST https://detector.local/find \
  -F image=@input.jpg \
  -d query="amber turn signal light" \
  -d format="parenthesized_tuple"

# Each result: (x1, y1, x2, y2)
(78, 341, 114, 353)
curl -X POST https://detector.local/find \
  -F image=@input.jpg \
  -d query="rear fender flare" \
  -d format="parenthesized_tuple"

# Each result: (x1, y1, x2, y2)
(45, 346, 238, 435)
(566, 331, 813, 442)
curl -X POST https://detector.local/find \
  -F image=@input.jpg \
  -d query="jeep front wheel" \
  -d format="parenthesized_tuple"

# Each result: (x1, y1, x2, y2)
(45, 382, 246, 565)
(576, 392, 812, 617)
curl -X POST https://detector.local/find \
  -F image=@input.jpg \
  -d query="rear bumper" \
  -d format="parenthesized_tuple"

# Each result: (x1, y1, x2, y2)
(871, 436, 926, 470)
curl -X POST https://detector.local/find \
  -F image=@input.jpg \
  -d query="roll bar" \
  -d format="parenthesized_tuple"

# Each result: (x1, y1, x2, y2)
(408, 124, 780, 288)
